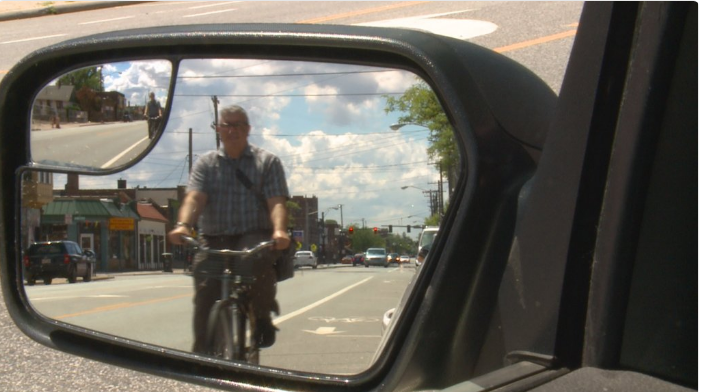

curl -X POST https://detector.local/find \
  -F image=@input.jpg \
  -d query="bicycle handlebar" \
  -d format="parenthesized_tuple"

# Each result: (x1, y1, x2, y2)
(180, 235, 276, 256)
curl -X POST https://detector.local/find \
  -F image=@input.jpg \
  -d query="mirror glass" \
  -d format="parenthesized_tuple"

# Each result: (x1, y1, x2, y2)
(22, 59, 458, 375)
(31, 60, 172, 170)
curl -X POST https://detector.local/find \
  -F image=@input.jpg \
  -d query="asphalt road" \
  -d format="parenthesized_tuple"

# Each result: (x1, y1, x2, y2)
(25, 265, 416, 374)
(32, 121, 150, 169)
(1, 2, 584, 391)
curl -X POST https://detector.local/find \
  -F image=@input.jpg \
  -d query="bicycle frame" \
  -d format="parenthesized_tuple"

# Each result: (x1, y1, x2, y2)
(182, 236, 275, 363)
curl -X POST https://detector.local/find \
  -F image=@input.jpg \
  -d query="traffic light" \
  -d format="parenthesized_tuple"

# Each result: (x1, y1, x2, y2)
(348, 227, 354, 235)
(373, 227, 378, 234)
(388, 225, 393, 233)
(407, 225, 411, 233)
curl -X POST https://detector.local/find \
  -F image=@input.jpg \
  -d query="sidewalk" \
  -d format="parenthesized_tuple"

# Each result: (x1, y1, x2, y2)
(31, 119, 123, 131)
(0, 1, 145, 23)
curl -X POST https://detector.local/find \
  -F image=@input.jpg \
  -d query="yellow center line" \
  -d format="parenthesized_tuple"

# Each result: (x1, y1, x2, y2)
(55, 293, 191, 320)
(298, 1, 429, 24)
(494, 29, 577, 53)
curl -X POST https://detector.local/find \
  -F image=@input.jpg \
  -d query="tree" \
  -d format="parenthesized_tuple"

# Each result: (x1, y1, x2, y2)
(424, 213, 441, 227)
(286, 200, 301, 227)
(385, 81, 459, 196)
(58, 66, 104, 93)
(349, 227, 385, 253)
(74, 86, 101, 114)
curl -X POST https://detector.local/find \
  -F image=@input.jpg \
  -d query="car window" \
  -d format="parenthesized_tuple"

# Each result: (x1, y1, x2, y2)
(29, 244, 62, 254)
(6, 2, 594, 387)
(419, 230, 437, 249)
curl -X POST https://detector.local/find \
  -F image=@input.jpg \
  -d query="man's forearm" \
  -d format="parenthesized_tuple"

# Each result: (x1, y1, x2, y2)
(179, 191, 206, 227)
(268, 197, 288, 232)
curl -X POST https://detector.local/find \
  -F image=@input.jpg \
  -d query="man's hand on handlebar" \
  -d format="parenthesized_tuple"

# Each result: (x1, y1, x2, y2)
(168, 226, 191, 245)
(272, 230, 290, 250)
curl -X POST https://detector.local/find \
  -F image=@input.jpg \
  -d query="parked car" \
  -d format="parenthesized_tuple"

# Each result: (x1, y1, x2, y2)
(122, 113, 132, 122)
(364, 248, 387, 267)
(351, 253, 365, 267)
(340, 254, 352, 264)
(292, 250, 317, 269)
(23, 241, 94, 285)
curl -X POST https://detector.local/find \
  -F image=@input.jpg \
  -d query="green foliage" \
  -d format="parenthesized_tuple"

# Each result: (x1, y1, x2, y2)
(286, 200, 301, 227)
(349, 228, 385, 253)
(424, 213, 441, 227)
(384, 81, 458, 182)
(385, 233, 416, 255)
(58, 67, 104, 95)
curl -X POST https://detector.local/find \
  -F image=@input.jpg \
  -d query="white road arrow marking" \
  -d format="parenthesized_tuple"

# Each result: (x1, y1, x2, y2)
(303, 327, 345, 335)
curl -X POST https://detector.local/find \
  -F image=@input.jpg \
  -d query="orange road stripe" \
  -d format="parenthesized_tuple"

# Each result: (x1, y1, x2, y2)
(0, 70, 8, 74)
(55, 293, 191, 320)
(494, 29, 577, 53)
(298, 1, 429, 24)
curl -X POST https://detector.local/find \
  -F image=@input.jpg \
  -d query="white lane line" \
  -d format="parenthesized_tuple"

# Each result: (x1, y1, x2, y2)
(79, 16, 135, 25)
(183, 8, 239, 18)
(1, 34, 68, 45)
(188, 2, 241, 10)
(101, 136, 149, 169)
(273, 277, 373, 326)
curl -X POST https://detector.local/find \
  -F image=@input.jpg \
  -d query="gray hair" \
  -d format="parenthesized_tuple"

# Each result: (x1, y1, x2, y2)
(219, 105, 249, 123)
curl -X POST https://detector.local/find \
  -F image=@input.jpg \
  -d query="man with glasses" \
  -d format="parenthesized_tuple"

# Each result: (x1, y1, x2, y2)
(168, 104, 290, 354)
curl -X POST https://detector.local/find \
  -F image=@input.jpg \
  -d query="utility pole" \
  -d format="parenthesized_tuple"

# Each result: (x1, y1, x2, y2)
(212, 96, 220, 149)
(188, 128, 193, 173)
(320, 212, 325, 264)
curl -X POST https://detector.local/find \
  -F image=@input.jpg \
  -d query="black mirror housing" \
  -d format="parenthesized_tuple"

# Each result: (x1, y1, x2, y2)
(0, 24, 557, 391)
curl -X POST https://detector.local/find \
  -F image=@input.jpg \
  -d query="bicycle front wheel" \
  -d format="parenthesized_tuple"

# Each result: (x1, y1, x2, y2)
(207, 303, 234, 360)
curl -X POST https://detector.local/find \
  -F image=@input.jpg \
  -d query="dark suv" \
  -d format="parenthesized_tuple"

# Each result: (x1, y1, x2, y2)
(23, 241, 95, 285)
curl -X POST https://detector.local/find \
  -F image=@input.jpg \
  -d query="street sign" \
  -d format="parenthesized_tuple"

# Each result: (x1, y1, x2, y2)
(109, 218, 135, 231)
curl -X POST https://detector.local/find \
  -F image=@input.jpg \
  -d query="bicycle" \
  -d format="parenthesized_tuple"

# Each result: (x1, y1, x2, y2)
(182, 235, 276, 364)
(147, 115, 161, 139)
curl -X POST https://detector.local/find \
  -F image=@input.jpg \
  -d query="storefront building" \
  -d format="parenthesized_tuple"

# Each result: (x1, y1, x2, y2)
(41, 198, 140, 272)
(135, 202, 169, 271)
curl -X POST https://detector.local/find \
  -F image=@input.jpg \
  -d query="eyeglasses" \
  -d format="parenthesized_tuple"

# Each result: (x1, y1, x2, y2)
(216, 122, 248, 131)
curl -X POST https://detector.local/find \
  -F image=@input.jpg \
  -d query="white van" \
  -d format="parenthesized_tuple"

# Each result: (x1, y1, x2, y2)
(416, 226, 439, 267)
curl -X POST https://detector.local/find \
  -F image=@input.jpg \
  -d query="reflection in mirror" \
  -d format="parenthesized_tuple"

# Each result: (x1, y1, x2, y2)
(31, 60, 172, 170)
(22, 59, 458, 375)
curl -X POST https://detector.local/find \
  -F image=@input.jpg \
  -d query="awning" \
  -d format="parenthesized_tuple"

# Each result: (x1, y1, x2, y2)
(42, 199, 140, 224)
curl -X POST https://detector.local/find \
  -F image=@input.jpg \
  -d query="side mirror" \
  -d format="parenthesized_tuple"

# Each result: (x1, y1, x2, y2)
(417, 246, 430, 263)
(30, 60, 173, 171)
(0, 24, 556, 392)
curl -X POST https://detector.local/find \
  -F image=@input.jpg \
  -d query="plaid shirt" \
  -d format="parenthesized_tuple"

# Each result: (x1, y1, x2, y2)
(187, 144, 289, 236)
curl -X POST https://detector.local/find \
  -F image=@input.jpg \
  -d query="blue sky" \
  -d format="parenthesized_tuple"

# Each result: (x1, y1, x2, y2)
(72, 59, 443, 233)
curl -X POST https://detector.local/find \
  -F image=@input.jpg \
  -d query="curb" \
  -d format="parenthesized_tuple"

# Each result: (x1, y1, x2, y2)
(0, 2, 148, 23)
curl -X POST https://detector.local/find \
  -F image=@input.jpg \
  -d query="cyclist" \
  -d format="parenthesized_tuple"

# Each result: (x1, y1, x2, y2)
(143, 92, 162, 139)
(168, 104, 290, 355)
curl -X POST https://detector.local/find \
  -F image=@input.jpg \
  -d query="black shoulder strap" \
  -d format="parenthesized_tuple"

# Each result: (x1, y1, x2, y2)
(235, 168, 268, 212)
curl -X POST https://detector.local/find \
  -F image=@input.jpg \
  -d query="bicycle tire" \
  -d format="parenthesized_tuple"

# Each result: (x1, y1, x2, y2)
(234, 303, 262, 364)
(233, 305, 248, 362)
(206, 302, 234, 360)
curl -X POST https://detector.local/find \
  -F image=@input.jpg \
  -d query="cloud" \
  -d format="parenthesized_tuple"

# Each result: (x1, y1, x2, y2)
(62, 59, 447, 229)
